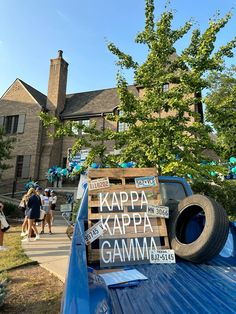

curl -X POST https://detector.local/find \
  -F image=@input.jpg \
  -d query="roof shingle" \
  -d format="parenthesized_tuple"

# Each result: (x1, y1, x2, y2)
(61, 85, 139, 119)
(19, 79, 47, 108)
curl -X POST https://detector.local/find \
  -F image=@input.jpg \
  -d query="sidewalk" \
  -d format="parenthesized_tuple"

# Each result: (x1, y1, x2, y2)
(22, 214, 71, 283)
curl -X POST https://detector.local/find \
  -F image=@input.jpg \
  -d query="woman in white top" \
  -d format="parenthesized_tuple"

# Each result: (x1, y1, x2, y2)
(41, 189, 52, 234)
(50, 190, 57, 225)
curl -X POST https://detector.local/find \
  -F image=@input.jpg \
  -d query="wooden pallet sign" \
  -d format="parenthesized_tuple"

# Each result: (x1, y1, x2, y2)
(87, 168, 169, 267)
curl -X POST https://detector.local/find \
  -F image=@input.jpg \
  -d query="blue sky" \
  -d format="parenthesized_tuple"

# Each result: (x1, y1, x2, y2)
(0, 0, 235, 97)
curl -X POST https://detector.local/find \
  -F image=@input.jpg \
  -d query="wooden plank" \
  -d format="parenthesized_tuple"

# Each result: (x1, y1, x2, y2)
(88, 212, 162, 220)
(88, 168, 158, 178)
(100, 229, 168, 239)
(88, 198, 160, 208)
(88, 184, 159, 195)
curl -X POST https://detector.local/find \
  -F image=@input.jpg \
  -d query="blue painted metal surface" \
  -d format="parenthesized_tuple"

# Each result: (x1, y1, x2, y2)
(109, 220, 236, 313)
(62, 185, 112, 314)
(109, 223, 236, 314)
(62, 176, 236, 314)
(62, 186, 90, 314)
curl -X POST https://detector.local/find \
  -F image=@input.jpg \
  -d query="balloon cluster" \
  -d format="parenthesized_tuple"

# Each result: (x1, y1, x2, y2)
(198, 156, 236, 180)
(46, 161, 136, 183)
(47, 166, 68, 183)
(89, 161, 136, 169)
(225, 156, 236, 179)
(24, 180, 38, 190)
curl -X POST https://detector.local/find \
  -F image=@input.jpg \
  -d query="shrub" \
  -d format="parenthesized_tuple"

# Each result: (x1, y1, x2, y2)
(2, 202, 22, 218)
(191, 180, 236, 219)
(0, 280, 7, 308)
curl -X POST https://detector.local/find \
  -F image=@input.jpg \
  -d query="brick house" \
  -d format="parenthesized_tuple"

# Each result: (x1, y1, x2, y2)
(0, 50, 203, 187)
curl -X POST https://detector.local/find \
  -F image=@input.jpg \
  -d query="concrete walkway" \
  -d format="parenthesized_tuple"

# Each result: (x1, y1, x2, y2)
(22, 213, 71, 283)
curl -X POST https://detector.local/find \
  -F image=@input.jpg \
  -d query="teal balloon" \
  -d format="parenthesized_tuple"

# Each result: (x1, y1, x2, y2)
(61, 168, 68, 176)
(210, 171, 217, 177)
(230, 157, 236, 164)
(57, 167, 62, 173)
(120, 162, 128, 168)
(75, 164, 81, 171)
(91, 163, 98, 169)
(231, 167, 236, 173)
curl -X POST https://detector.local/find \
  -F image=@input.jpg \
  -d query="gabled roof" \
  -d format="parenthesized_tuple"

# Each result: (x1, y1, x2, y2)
(61, 85, 139, 119)
(18, 79, 47, 108)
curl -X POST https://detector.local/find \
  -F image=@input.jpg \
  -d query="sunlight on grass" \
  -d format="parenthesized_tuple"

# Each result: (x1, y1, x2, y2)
(0, 226, 30, 272)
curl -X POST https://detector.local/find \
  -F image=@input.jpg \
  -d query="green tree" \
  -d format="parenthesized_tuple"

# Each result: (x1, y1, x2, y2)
(205, 66, 236, 160)
(0, 128, 15, 177)
(41, 0, 236, 180)
(105, 1, 236, 179)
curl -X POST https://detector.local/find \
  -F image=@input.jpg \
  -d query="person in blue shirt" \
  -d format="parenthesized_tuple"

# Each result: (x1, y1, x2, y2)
(21, 188, 41, 242)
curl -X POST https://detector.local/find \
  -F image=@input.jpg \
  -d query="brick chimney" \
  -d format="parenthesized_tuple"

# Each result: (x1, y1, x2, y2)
(46, 50, 68, 116)
(38, 51, 68, 181)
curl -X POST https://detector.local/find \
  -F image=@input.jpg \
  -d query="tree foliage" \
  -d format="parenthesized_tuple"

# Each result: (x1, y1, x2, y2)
(0, 128, 15, 177)
(40, 0, 236, 180)
(205, 66, 236, 160)
(106, 1, 236, 179)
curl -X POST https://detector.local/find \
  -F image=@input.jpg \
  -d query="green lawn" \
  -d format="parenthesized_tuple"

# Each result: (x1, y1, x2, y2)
(0, 225, 31, 272)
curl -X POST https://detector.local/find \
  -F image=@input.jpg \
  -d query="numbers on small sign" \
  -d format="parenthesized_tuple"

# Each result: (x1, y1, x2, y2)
(84, 220, 106, 245)
(135, 176, 157, 188)
(147, 205, 169, 219)
(149, 249, 176, 264)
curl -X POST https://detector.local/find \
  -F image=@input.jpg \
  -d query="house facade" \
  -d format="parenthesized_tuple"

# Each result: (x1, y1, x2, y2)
(0, 50, 203, 186)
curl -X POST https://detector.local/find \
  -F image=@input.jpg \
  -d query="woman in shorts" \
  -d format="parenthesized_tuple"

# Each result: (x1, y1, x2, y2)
(50, 190, 57, 225)
(21, 188, 41, 242)
(41, 189, 52, 234)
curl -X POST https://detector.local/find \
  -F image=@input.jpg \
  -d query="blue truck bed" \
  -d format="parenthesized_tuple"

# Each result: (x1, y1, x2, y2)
(109, 240, 236, 314)
(62, 177, 236, 314)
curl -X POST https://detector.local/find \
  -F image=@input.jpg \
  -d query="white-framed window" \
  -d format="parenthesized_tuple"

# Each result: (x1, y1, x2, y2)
(162, 83, 169, 92)
(71, 121, 80, 135)
(71, 119, 90, 135)
(118, 111, 129, 132)
(81, 119, 90, 134)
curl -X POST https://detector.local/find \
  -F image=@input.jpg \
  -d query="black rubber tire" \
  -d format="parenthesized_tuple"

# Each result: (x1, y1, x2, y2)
(168, 194, 229, 263)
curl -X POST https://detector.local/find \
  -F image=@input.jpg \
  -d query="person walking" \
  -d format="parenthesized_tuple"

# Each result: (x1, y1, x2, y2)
(41, 189, 53, 234)
(21, 188, 41, 242)
(0, 202, 9, 251)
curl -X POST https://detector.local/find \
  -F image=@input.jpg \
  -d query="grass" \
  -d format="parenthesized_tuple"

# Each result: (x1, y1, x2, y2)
(0, 224, 64, 313)
(0, 225, 31, 272)
(0, 272, 8, 283)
